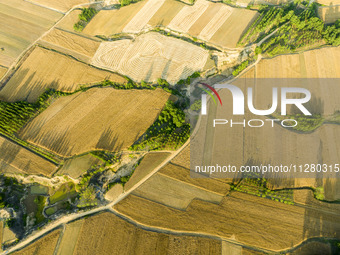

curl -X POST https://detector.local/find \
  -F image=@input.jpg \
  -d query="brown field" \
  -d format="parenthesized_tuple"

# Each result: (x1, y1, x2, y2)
(71, 212, 221, 255)
(12, 229, 61, 255)
(56, 9, 82, 31)
(318, 6, 340, 24)
(0, 0, 62, 67)
(124, 152, 170, 191)
(83, 1, 147, 36)
(19, 88, 170, 157)
(0, 47, 126, 103)
(0, 136, 57, 176)
(91, 32, 210, 84)
(28, 0, 89, 12)
(115, 191, 340, 251)
(0, 221, 2, 251)
(58, 153, 103, 178)
(83, 0, 258, 48)
(132, 172, 224, 209)
(40, 28, 101, 59)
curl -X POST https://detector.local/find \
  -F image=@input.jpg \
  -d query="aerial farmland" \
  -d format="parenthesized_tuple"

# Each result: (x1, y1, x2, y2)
(0, 0, 340, 254)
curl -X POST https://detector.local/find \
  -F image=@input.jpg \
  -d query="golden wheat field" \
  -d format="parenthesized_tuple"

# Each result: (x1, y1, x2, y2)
(28, 0, 89, 13)
(84, 0, 258, 48)
(12, 229, 61, 255)
(91, 32, 210, 84)
(70, 212, 222, 255)
(56, 9, 82, 31)
(115, 191, 340, 251)
(0, 47, 126, 103)
(0, 0, 62, 67)
(40, 28, 101, 60)
(316, 0, 340, 5)
(0, 66, 7, 80)
(19, 88, 170, 157)
(0, 137, 57, 176)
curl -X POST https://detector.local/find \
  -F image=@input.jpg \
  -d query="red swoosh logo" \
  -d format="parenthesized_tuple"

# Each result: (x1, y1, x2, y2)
(199, 83, 222, 106)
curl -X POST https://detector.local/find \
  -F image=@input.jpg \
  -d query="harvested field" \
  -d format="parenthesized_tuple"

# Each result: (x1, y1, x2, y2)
(0, 66, 6, 80)
(40, 28, 101, 58)
(56, 219, 84, 255)
(122, 0, 166, 33)
(132, 172, 224, 209)
(19, 88, 170, 157)
(0, 136, 57, 176)
(168, 0, 210, 33)
(91, 32, 209, 84)
(83, 1, 147, 36)
(148, 0, 184, 27)
(318, 6, 340, 24)
(83, 0, 258, 48)
(317, 0, 340, 5)
(124, 152, 170, 191)
(71, 212, 221, 255)
(0, 47, 126, 103)
(159, 163, 230, 195)
(0, 0, 62, 67)
(28, 0, 89, 13)
(12, 229, 61, 255)
(115, 192, 340, 251)
(58, 154, 104, 178)
(57, 9, 82, 31)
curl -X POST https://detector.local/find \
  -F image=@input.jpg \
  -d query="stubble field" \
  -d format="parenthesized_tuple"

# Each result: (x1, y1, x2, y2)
(91, 32, 210, 84)
(83, 0, 258, 49)
(19, 88, 170, 157)
(0, 47, 126, 103)
(0, 0, 62, 67)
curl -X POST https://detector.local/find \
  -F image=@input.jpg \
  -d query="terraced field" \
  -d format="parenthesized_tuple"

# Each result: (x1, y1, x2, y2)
(91, 32, 210, 84)
(0, 47, 126, 103)
(0, 0, 63, 67)
(84, 0, 258, 48)
(19, 88, 171, 157)
(0, 136, 57, 176)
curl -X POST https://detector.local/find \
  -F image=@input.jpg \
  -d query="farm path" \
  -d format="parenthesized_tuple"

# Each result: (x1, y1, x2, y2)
(0, 1, 104, 84)
(2, 139, 190, 255)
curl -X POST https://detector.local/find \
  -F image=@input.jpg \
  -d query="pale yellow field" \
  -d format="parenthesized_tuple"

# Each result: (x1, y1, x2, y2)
(83, 1, 147, 35)
(58, 154, 103, 178)
(0, 136, 57, 176)
(317, 0, 340, 5)
(0, 47, 126, 103)
(29, 0, 89, 12)
(12, 229, 61, 255)
(91, 32, 209, 84)
(57, 219, 84, 255)
(124, 152, 170, 191)
(115, 192, 340, 251)
(72, 212, 222, 255)
(132, 172, 224, 209)
(84, 0, 258, 48)
(19, 88, 170, 157)
(318, 6, 340, 24)
(0, 0, 62, 67)
(41, 28, 101, 58)
(0, 66, 7, 80)
(57, 9, 82, 31)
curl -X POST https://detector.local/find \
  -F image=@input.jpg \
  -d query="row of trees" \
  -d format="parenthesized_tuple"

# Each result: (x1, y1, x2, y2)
(74, 7, 98, 32)
(129, 100, 190, 151)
